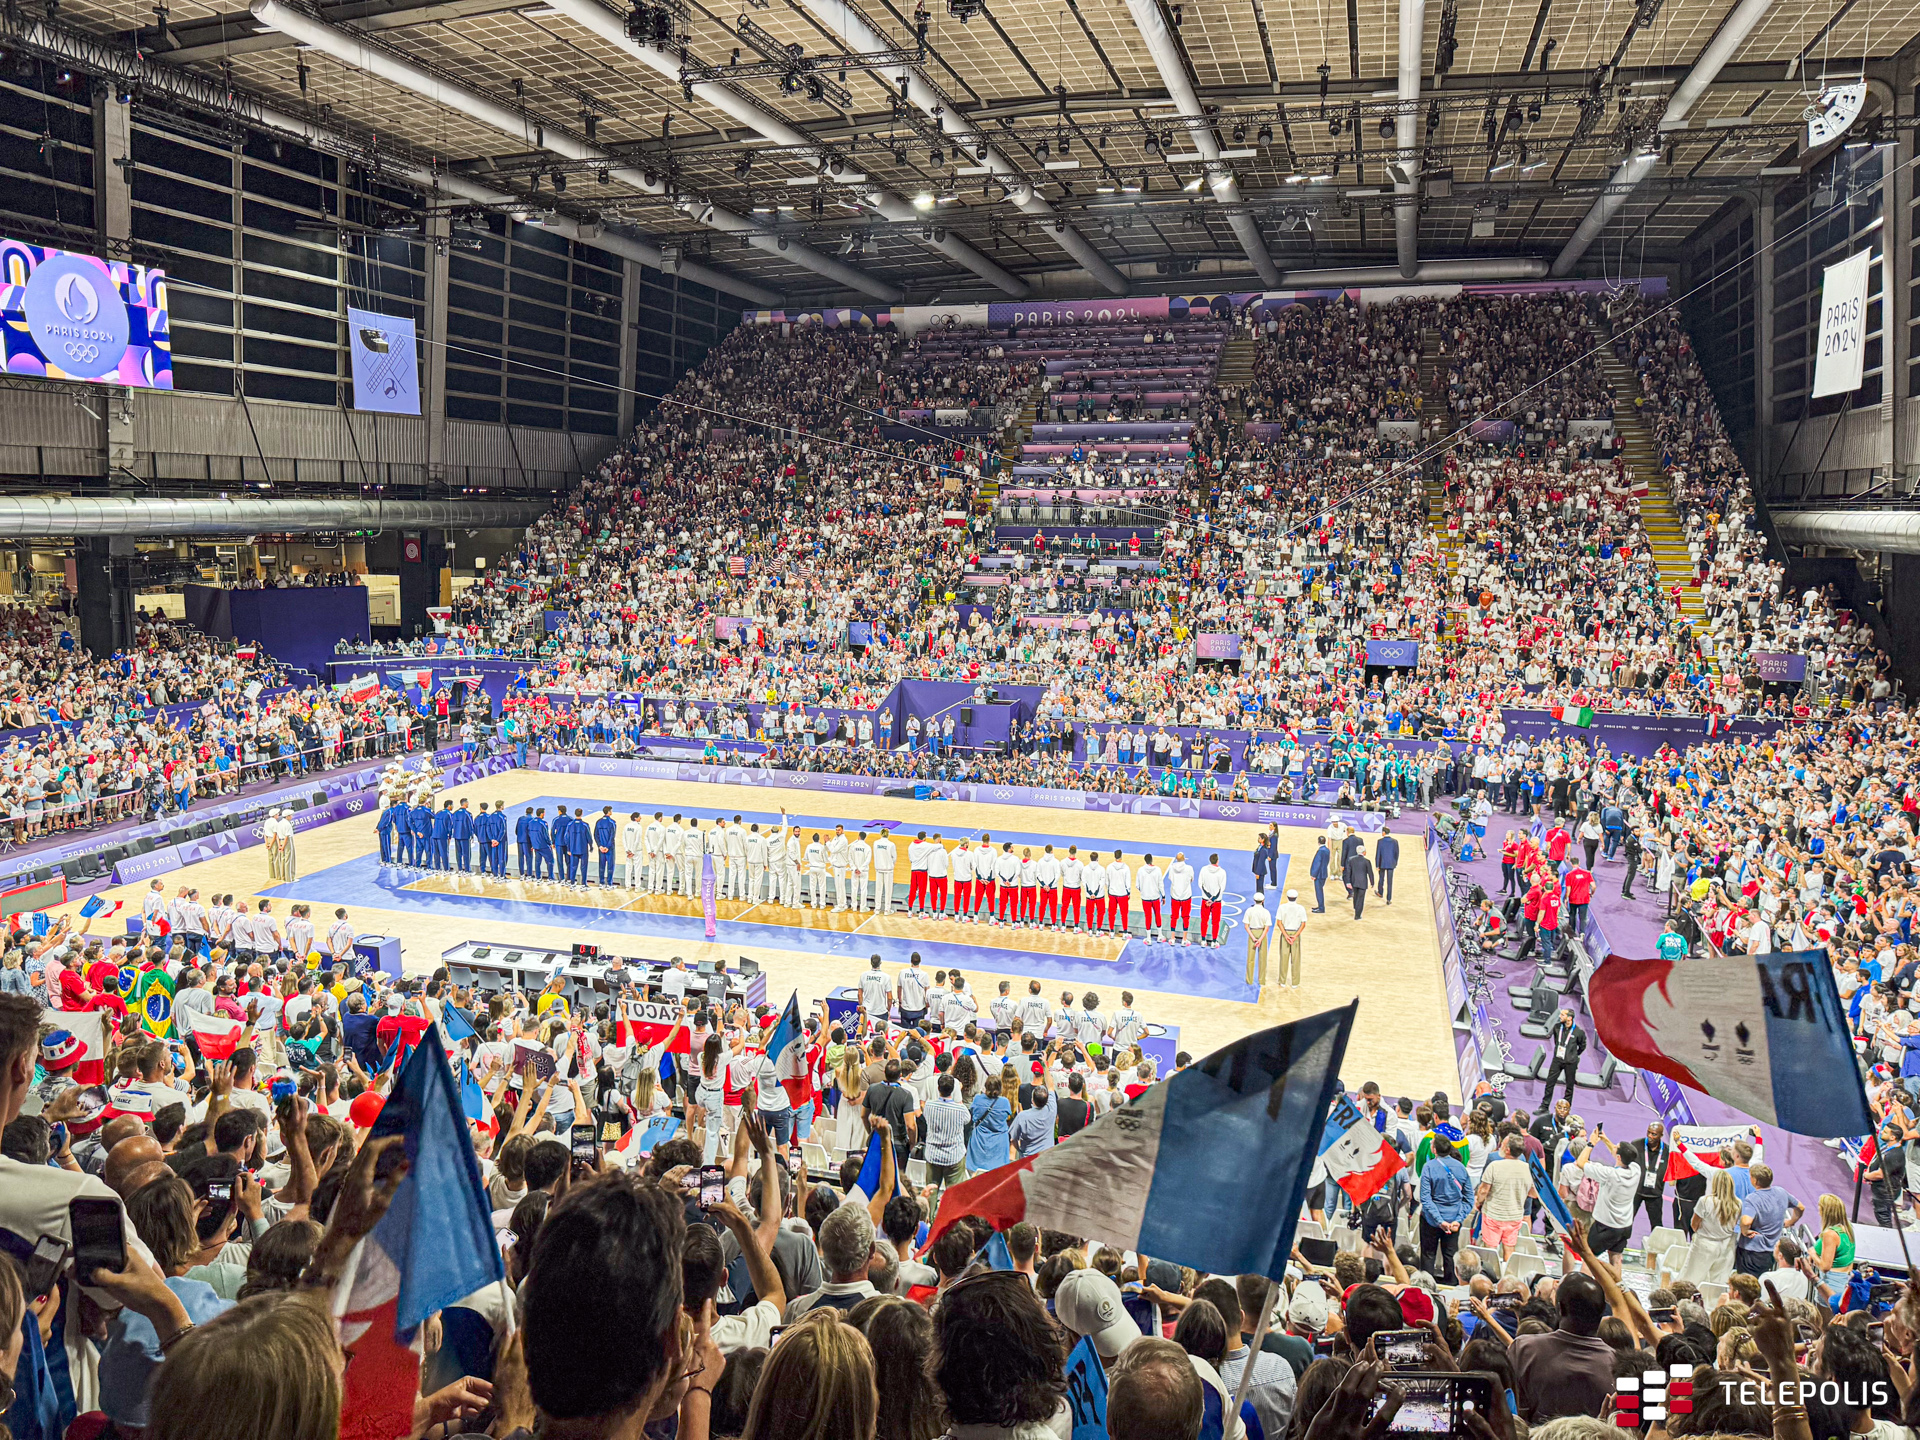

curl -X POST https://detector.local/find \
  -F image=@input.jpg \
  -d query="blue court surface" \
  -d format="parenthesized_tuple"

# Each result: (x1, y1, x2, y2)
(263, 795, 1285, 1003)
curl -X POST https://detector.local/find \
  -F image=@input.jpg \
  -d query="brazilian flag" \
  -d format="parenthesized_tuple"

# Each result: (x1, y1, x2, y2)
(134, 969, 175, 1037)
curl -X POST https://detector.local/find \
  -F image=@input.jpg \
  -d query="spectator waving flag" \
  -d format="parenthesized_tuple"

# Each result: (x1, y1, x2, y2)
(923, 1004, 1355, 1281)
(1590, 949, 1873, 1139)
(182, 1009, 246, 1061)
(337, 1023, 504, 1440)
(1527, 1151, 1575, 1233)
(766, 990, 808, 1105)
(1308, 1091, 1403, 1204)
(849, 1132, 903, 1206)
(77, 895, 122, 921)
(133, 969, 175, 1036)
(1663, 1123, 1764, 1182)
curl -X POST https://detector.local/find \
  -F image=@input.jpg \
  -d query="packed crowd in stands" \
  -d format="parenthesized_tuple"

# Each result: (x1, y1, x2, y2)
(1439, 295, 1617, 431)
(2, 937, 1907, 1440)
(0, 607, 471, 841)
(407, 286, 1882, 835)
(1608, 290, 1893, 704)
(1247, 296, 1431, 427)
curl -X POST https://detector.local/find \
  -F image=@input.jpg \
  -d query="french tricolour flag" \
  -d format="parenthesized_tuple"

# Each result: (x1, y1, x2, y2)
(1590, 949, 1873, 1139)
(1308, 1091, 1403, 1204)
(923, 1004, 1355, 1280)
(766, 991, 809, 1108)
(337, 1023, 505, 1440)
(182, 1009, 247, 1061)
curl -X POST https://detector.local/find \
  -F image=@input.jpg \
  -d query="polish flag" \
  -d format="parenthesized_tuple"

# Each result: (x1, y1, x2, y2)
(182, 1009, 247, 1060)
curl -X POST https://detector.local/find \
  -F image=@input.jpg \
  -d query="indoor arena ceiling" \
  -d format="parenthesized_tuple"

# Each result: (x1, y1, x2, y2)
(18, 0, 1920, 300)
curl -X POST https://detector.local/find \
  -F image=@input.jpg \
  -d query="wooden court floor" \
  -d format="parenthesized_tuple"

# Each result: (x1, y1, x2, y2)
(53, 772, 1460, 1099)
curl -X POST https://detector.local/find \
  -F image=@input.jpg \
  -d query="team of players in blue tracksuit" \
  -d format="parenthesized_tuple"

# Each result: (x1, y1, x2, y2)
(377, 799, 623, 888)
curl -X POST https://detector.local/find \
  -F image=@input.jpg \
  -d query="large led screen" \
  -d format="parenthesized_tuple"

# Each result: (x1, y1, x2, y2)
(0, 239, 172, 388)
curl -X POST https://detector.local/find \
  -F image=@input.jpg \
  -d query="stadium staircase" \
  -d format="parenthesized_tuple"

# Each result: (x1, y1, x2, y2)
(1419, 329, 1459, 580)
(1215, 333, 1257, 422)
(1590, 329, 1710, 641)
(981, 383, 1042, 513)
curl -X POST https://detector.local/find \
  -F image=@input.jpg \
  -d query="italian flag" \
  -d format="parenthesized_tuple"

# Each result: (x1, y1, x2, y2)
(1552, 705, 1594, 728)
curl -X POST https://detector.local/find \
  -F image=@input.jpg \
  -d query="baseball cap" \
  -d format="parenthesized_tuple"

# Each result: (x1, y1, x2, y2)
(1053, 1269, 1142, 1360)
(1287, 1282, 1330, 1331)
(1397, 1287, 1436, 1327)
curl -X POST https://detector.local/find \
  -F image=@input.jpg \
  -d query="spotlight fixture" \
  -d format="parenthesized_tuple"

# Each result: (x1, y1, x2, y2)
(1378, 114, 1393, 138)
(1257, 122, 1272, 145)
(1145, 133, 1159, 153)
(597, 166, 610, 183)
(1526, 98, 1541, 123)
(1328, 114, 1341, 136)
(551, 168, 566, 192)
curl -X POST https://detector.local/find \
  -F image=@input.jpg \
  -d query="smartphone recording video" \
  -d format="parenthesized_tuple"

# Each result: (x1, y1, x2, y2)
(1373, 1328, 1430, 1370)
(570, 1122, 599, 1163)
(1369, 1373, 1496, 1435)
(698, 1164, 725, 1210)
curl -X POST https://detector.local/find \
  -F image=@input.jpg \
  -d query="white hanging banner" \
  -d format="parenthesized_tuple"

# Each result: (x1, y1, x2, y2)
(1811, 248, 1873, 399)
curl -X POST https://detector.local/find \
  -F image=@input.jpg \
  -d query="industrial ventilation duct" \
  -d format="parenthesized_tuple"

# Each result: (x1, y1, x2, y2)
(0, 498, 551, 537)
(1772, 509, 1920, 556)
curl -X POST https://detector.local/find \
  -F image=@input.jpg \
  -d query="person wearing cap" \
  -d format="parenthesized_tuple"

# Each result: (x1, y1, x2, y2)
(1055, 1267, 1143, 1364)
(1274, 889, 1308, 989)
(1243, 889, 1272, 992)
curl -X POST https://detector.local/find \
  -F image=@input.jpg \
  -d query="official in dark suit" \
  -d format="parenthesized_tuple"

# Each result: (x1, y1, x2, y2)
(1375, 833, 1401, 902)
(1340, 831, 1365, 874)
(1343, 849, 1374, 919)
(1261, 823, 1281, 888)
(1309, 837, 1331, 913)
(1542, 1010, 1586, 1106)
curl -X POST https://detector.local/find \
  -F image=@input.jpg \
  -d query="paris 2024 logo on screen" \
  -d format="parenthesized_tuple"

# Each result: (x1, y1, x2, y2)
(0, 238, 172, 388)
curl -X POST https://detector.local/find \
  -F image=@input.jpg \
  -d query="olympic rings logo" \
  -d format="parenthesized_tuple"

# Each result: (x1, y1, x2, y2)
(63, 341, 100, 363)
